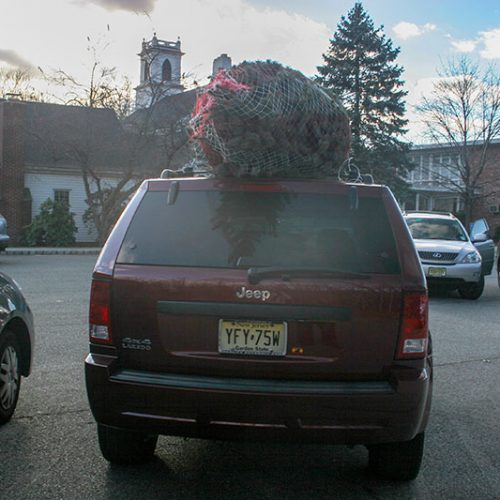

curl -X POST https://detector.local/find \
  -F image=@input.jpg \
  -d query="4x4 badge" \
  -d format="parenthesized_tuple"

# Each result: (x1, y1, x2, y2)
(122, 337, 152, 350)
(236, 286, 271, 301)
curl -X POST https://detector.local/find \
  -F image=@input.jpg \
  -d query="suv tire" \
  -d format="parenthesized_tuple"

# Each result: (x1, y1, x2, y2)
(97, 424, 158, 464)
(0, 331, 21, 425)
(458, 275, 484, 300)
(368, 432, 425, 481)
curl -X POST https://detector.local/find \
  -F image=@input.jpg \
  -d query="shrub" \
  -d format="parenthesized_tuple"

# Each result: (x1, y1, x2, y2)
(23, 198, 77, 246)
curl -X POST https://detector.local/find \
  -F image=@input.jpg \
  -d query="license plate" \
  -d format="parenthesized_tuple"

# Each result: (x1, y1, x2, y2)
(429, 267, 447, 277)
(218, 320, 287, 356)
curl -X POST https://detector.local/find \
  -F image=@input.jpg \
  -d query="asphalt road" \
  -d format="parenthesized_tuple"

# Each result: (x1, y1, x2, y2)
(0, 254, 499, 500)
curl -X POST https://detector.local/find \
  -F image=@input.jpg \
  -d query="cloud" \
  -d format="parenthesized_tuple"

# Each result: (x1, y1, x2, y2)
(408, 76, 453, 104)
(0, 0, 331, 93)
(392, 21, 436, 40)
(140, 1, 331, 79)
(479, 28, 500, 59)
(446, 28, 500, 58)
(0, 49, 34, 69)
(405, 76, 457, 142)
(450, 39, 477, 53)
(76, 0, 156, 13)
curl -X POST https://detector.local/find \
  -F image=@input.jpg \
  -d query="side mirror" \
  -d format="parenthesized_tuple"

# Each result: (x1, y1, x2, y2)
(472, 233, 488, 243)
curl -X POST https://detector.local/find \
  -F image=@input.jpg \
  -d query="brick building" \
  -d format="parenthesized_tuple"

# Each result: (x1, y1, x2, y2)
(0, 99, 129, 243)
(0, 100, 26, 245)
(403, 139, 500, 237)
(0, 92, 197, 244)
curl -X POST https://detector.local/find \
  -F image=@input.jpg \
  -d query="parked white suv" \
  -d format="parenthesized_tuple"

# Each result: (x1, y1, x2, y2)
(404, 212, 495, 300)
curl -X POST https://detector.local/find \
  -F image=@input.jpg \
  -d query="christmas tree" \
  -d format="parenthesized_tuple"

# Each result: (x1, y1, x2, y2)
(317, 3, 412, 194)
(190, 61, 351, 179)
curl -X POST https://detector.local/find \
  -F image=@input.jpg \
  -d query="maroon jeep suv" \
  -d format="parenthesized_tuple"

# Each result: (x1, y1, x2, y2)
(85, 177, 432, 480)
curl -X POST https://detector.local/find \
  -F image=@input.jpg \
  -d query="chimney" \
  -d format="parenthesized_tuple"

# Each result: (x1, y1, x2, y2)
(212, 53, 232, 77)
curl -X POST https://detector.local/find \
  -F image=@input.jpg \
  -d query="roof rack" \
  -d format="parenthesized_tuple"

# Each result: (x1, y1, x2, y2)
(337, 158, 374, 185)
(160, 166, 211, 179)
(403, 210, 454, 217)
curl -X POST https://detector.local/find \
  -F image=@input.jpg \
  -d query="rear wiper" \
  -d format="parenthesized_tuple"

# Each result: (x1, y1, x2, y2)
(247, 266, 369, 284)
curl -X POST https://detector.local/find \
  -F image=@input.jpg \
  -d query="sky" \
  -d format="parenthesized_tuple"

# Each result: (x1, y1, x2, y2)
(0, 0, 499, 142)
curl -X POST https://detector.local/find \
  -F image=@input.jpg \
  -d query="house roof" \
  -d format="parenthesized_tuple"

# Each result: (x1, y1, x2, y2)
(18, 100, 126, 171)
(411, 137, 500, 152)
(1, 89, 200, 178)
(123, 89, 198, 172)
(0, 99, 172, 176)
(125, 88, 198, 130)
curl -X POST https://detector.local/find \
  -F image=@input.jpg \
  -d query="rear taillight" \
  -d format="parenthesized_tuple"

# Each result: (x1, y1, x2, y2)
(396, 292, 429, 360)
(89, 278, 112, 344)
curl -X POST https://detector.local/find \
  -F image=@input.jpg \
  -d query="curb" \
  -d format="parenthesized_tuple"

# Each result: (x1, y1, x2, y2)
(4, 248, 102, 256)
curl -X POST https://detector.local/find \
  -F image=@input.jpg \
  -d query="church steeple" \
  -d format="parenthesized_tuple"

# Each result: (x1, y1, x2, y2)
(135, 34, 184, 109)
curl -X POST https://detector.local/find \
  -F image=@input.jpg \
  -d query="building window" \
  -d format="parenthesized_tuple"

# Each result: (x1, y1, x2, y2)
(450, 154, 461, 181)
(54, 189, 70, 206)
(410, 154, 421, 181)
(431, 154, 441, 180)
(143, 61, 150, 81)
(439, 155, 448, 179)
(414, 155, 427, 181)
(162, 59, 172, 81)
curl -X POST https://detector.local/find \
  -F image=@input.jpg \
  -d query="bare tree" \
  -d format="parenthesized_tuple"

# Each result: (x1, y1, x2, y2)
(47, 36, 134, 119)
(0, 67, 45, 101)
(41, 57, 140, 243)
(51, 67, 134, 120)
(38, 35, 193, 244)
(417, 57, 500, 226)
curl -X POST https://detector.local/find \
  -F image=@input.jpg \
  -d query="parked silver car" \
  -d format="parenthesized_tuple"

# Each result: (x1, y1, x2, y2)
(404, 212, 495, 300)
(0, 214, 9, 252)
(0, 272, 34, 424)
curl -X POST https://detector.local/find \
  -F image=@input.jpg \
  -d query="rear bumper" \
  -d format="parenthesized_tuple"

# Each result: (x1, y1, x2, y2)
(85, 354, 432, 445)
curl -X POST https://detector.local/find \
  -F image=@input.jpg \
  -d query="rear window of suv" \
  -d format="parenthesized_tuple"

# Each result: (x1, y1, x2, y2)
(117, 189, 400, 274)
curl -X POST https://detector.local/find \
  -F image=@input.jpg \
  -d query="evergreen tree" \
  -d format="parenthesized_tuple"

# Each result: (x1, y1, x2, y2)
(317, 2, 412, 194)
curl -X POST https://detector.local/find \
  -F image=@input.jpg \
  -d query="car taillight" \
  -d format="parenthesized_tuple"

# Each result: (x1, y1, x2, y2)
(396, 292, 429, 360)
(89, 278, 112, 344)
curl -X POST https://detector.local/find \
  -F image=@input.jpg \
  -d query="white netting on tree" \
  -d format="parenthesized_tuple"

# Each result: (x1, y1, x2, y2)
(189, 61, 351, 178)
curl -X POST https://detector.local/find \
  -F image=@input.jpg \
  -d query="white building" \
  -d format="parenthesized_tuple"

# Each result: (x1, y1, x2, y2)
(403, 144, 465, 213)
(135, 34, 185, 110)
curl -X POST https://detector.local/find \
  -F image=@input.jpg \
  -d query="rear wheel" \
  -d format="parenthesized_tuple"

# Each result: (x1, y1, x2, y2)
(0, 331, 21, 425)
(458, 275, 484, 300)
(368, 432, 425, 481)
(97, 423, 158, 465)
